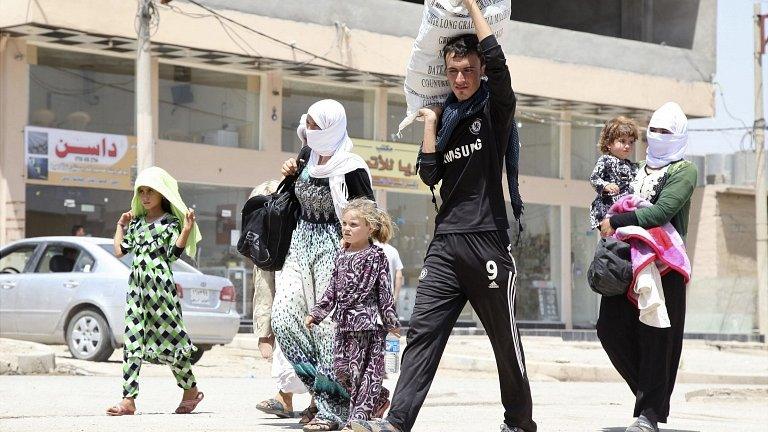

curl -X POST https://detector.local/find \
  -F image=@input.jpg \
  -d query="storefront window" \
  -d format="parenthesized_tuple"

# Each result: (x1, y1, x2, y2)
(29, 48, 135, 135)
(387, 93, 421, 145)
(386, 192, 436, 321)
(282, 80, 375, 153)
(509, 203, 562, 322)
(25, 184, 133, 238)
(518, 113, 560, 178)
(159, 65, 259, 149)
(571, 118, 602, 181)
(571, 207, 600, 327)
(179, 183, 253, 317)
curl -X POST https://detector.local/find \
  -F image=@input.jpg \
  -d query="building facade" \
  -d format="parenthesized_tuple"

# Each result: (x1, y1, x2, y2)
(1, 0, 718, 330)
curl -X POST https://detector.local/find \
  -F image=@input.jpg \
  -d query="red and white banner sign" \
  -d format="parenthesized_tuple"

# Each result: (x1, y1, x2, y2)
(24, 126, 136, 190)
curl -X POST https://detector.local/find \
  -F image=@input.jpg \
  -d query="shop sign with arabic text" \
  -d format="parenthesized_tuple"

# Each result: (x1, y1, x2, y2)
(353, 139, 432, 194)
(24, 126, 136, 190)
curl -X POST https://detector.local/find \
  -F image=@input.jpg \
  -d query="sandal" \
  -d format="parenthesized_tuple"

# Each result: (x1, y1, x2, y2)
(106, 403, 135, 416)
(374, 398, 390, 419)
(175, 391, 204, 414)
(256, 398, 293, 418)
(349, 419, 401, 432)
(299, 404, 319, 424)
(303, 418, 340, 431)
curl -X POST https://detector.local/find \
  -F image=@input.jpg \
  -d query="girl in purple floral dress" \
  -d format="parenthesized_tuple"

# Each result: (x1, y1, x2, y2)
(305, 198, 400, 430)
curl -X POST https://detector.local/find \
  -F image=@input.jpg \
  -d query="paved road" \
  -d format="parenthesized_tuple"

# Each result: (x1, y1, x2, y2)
(1, 344, 766, 431)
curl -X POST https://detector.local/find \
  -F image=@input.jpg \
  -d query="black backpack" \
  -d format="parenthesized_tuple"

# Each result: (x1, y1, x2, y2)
(237, 147, 310, 271)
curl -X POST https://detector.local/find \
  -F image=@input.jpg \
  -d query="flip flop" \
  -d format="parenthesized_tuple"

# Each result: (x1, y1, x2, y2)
(106, 404, 135, 416)
(349, 419, 401, 432)
(175, 391, 204, 414)
(256, 398, 293, 418)
(303, 418, 340, 431)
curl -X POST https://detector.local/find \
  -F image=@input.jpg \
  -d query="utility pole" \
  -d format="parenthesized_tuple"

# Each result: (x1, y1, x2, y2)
(755, 4, 767, 341)
(136, 0, 155, 170)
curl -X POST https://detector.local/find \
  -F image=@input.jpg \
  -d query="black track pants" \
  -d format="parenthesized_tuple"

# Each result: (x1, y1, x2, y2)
(596, 271, 687, 423)
(386, 231, 537, 432)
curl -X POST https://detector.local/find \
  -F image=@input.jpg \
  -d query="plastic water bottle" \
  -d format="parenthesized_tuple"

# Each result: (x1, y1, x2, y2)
(385, 333, 400, 374)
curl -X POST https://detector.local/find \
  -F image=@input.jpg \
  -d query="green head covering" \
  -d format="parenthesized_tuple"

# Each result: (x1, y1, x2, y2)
(131, 166, 201, 258)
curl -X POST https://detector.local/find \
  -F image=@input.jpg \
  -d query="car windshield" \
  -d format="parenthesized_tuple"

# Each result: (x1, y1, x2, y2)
(98, 245, 200, 274)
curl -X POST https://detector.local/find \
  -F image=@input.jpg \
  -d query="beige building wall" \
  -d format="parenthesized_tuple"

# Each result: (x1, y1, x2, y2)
(156, 141, 287, 189)
(0, 0, 714, 116)
(686, 186, 759, 333)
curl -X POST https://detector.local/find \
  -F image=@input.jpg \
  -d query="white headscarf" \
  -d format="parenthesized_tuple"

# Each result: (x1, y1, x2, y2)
(294, 99, 371, 220)
(646, 102, 689, 168)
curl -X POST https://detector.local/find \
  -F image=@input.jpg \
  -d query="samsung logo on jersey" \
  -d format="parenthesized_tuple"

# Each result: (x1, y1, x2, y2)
(443, 139, 483, 164)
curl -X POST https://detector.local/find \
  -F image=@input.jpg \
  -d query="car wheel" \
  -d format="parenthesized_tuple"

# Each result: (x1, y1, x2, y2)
(66, 309, 115, 362)
(189, 344, 211, 365)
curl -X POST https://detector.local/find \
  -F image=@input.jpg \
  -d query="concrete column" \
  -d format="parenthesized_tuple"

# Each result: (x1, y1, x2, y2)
(560, 205, 573, 329)
(259, 71, 282, 153)
(0, 37, 29, 243)
(364, 88, 377, 140)
(373, 87, 389, 142)
(135, 0, 155, 170)
(151, 57, 159, 142)
(245, 75, 260, 149)
(559, 111, 573, 328)
(560, 111, 572, 180)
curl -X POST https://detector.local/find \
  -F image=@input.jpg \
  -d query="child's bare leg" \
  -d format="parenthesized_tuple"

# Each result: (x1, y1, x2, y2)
(182, 386, 199, 400)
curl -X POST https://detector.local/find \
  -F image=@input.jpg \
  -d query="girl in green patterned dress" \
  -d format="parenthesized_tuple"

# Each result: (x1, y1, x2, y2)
(107, 166, 203, 416)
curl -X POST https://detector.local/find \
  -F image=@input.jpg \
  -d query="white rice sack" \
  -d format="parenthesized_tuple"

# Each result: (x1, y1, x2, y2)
(399, 0, 511, 135)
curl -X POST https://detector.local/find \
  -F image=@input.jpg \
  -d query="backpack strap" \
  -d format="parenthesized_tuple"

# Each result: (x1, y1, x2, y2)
(278, 145, 312, 194)
(297, 145, 312, 173)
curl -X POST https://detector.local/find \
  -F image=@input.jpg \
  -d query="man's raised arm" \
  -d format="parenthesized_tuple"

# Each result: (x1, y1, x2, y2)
(464, 0, 492, 40)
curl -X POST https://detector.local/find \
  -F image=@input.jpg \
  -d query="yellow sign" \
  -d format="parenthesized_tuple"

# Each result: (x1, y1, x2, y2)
(24, 126, 137, 190)
(354, 139, 431, 194)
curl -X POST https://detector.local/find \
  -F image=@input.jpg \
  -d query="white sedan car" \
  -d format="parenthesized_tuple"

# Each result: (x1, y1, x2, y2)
(0, 236, 240, 363)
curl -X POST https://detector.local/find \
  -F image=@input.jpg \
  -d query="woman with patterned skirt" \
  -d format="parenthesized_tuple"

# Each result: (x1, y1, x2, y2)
(107, 166, 204, 416)
(274, 100, 374, 431)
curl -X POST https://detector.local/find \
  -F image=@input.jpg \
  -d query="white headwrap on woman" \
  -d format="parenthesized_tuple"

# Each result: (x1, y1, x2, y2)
(646, 102, 689, 168)
(295, 99, 372, 220)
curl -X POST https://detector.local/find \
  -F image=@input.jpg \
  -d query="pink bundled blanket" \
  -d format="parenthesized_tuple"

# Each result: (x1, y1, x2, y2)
(607, 195, 691, 308)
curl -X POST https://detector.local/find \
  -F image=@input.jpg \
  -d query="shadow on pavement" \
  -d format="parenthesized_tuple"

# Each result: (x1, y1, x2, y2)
(260, 421, 303, 429)
(601, 428, 700, 432)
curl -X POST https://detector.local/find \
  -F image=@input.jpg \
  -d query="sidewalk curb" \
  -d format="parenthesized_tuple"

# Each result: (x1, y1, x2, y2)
(0, 351, 56, 375)
(231, 335, 261, 351)
(16, 353, 56, 374)
(230, 334, 768, 385)
(439, 353, 768, 385)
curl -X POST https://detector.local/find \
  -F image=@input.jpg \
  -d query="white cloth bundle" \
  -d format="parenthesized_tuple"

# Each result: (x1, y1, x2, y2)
(634, 264, 671, 328)
(399, 0, 511, 134)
